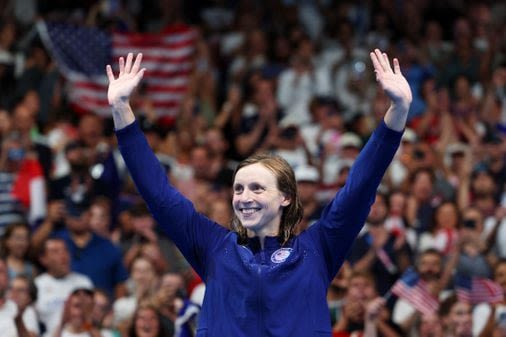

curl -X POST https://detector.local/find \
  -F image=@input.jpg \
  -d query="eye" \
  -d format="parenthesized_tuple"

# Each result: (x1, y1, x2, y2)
(250, 183, 265, 193)
(233, 184, 243, 194)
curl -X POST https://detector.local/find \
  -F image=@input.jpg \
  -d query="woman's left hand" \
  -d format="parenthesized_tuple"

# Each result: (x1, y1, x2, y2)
(370, 49, 412, 111)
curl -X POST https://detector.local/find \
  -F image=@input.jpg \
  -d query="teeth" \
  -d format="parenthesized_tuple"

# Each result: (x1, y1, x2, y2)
(241, 208, 258, 214)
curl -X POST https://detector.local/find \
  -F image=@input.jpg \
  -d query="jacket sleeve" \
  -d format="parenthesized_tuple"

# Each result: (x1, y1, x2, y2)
(115, 121, 228, 279)
(306, 121, 403, 280)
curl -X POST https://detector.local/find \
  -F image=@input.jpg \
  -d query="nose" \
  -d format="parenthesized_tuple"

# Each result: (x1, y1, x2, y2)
(238, 189, 254, 203)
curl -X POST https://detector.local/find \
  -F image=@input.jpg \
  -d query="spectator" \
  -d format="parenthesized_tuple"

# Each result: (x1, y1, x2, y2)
(438, 294, 473, 337)
(91, 289, 117, 337)
(53, 288, 101, 337)
(233, 76, 282, 159)
(418, 201, 460, 256)
(0, 258, 36, 337)
(34, 238, 93, 337)
(414, 312, 444, 337)
(113, 256, 159, 330)
(8, 275, 40, 336)
(392, 249, 455, 333)
(349, 193, 411, 296)
(0, 222, 36, 280)
(127, 304, 169, 337)
(277, 36, 329, 125)
(474, 259, 506, 336)
(333, 270, 400, 337)
(294, 164, 325, 233)
(327, 261, 351, 327)
(33, 202, 128, 299)
(0, 125, 46, 232)
(121, 203, 188, 276)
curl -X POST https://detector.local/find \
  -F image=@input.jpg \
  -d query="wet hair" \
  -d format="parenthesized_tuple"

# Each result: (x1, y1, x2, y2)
(232, 153, 303, 245)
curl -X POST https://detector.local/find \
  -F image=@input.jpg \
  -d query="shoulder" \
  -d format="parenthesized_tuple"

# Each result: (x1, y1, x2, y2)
(67, 272, 93, 287)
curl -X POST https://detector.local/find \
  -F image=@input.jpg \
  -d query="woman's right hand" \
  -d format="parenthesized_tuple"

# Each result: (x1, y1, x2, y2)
(106, 53, 146, 107)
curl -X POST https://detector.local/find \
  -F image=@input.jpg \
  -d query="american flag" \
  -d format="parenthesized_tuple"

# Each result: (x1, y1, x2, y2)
(37, 20, 195, 118)
(391, 268, 439, 315)
(454, 274, 504, 304)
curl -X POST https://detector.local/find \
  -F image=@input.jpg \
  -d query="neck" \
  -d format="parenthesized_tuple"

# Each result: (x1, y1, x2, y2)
(247, 229, 278, 250)
(71, 231, 92, 247)
(7, 255, 24, 265)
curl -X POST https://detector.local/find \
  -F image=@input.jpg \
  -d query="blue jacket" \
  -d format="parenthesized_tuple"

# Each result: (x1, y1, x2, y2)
(116, 121, 402, 337)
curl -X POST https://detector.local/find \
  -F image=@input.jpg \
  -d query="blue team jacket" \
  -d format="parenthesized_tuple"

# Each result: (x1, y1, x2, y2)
(116, 121, 402, 337)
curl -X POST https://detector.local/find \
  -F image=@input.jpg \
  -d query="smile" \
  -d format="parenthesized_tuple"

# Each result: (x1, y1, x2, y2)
(240, 208, 260, 215)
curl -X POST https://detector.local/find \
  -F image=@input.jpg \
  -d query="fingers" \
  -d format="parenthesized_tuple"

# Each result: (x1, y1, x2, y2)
(393, 58, 401, 74)
(124, 52, 133, 73)
(106, 65, 115, 82)
(133, 68, 146, 85)
(382, 52, 392, 72)
(131, 53, 143, 74)
(370, 51, 382, 78)
(119, 56, 125, 75)
(374, 49, 387, 70)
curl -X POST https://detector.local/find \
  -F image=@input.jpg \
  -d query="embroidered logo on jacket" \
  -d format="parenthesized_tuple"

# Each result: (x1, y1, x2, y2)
(271, 248, 293, 263)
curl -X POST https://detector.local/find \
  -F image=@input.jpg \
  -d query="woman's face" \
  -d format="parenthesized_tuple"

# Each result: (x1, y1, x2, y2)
(413, 172, 433, 201)
(135, 308, 160, 337)
(131, 258, 156, 286)
(446, 301, 472, 337)
(419, 313, 443, 337)
(435, 203, 458, 230)
(232, 163, 290, 237)
(8, 278, 31, 310)
(6, 226, 29, 258)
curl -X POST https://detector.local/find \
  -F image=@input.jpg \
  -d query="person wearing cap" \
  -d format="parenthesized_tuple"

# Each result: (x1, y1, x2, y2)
(106, 49, 412, 336)
(321, 131, 362, 186)
(294, 164, 325, 233)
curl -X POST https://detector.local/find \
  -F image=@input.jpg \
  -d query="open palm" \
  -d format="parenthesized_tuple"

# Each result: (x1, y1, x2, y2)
(106, 53, 146, 105)
(370, 49, 412, 109)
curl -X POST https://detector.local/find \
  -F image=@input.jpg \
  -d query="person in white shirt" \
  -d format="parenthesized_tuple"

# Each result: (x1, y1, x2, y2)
(0, 258, 36, 337)
(34, 238, 93, 337)
(8, 274, 40, 337)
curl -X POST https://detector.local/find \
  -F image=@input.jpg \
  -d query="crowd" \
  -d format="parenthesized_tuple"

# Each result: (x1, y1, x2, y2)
(0, 0, 505, 336)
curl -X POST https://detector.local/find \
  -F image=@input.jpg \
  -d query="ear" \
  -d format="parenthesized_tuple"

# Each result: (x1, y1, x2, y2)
(281, 195, 291, 207)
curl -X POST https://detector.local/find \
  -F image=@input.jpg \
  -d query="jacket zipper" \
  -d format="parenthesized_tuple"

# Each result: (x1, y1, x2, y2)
(257, 250, 266, 337)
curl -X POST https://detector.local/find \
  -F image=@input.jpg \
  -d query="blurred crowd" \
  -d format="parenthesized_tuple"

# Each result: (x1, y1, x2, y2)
(0, 0, 506, 336)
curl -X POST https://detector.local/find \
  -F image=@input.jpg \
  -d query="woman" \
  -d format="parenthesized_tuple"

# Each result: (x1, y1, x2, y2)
(106, 49, 411, 336)
(127, 304, 168, 337)
(418, 201, 460, 255)
(54, 288, 101, 337)
(0, 222, 36, 280)
(439, 295, 473, 337)
(113, 256, 159, 328)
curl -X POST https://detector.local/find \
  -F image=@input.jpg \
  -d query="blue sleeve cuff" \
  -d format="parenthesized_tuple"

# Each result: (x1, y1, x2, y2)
(115, 120, 141, 147)
(376, 120, 404, 143)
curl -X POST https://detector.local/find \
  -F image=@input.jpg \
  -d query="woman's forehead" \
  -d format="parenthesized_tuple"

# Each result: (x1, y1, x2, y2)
(234, 163, 277, 184)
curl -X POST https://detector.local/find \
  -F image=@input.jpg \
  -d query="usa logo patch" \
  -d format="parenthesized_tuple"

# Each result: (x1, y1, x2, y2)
(271, 248, 293, 263)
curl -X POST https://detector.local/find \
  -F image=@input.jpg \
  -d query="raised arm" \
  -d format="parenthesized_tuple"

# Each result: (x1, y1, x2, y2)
(106, 53, 227, 279)
(307, 49, 412, 279)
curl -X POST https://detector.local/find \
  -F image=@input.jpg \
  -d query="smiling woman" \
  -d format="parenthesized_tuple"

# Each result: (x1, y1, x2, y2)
(232, 155, 302, 246)
(108, 49, 411, 337)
